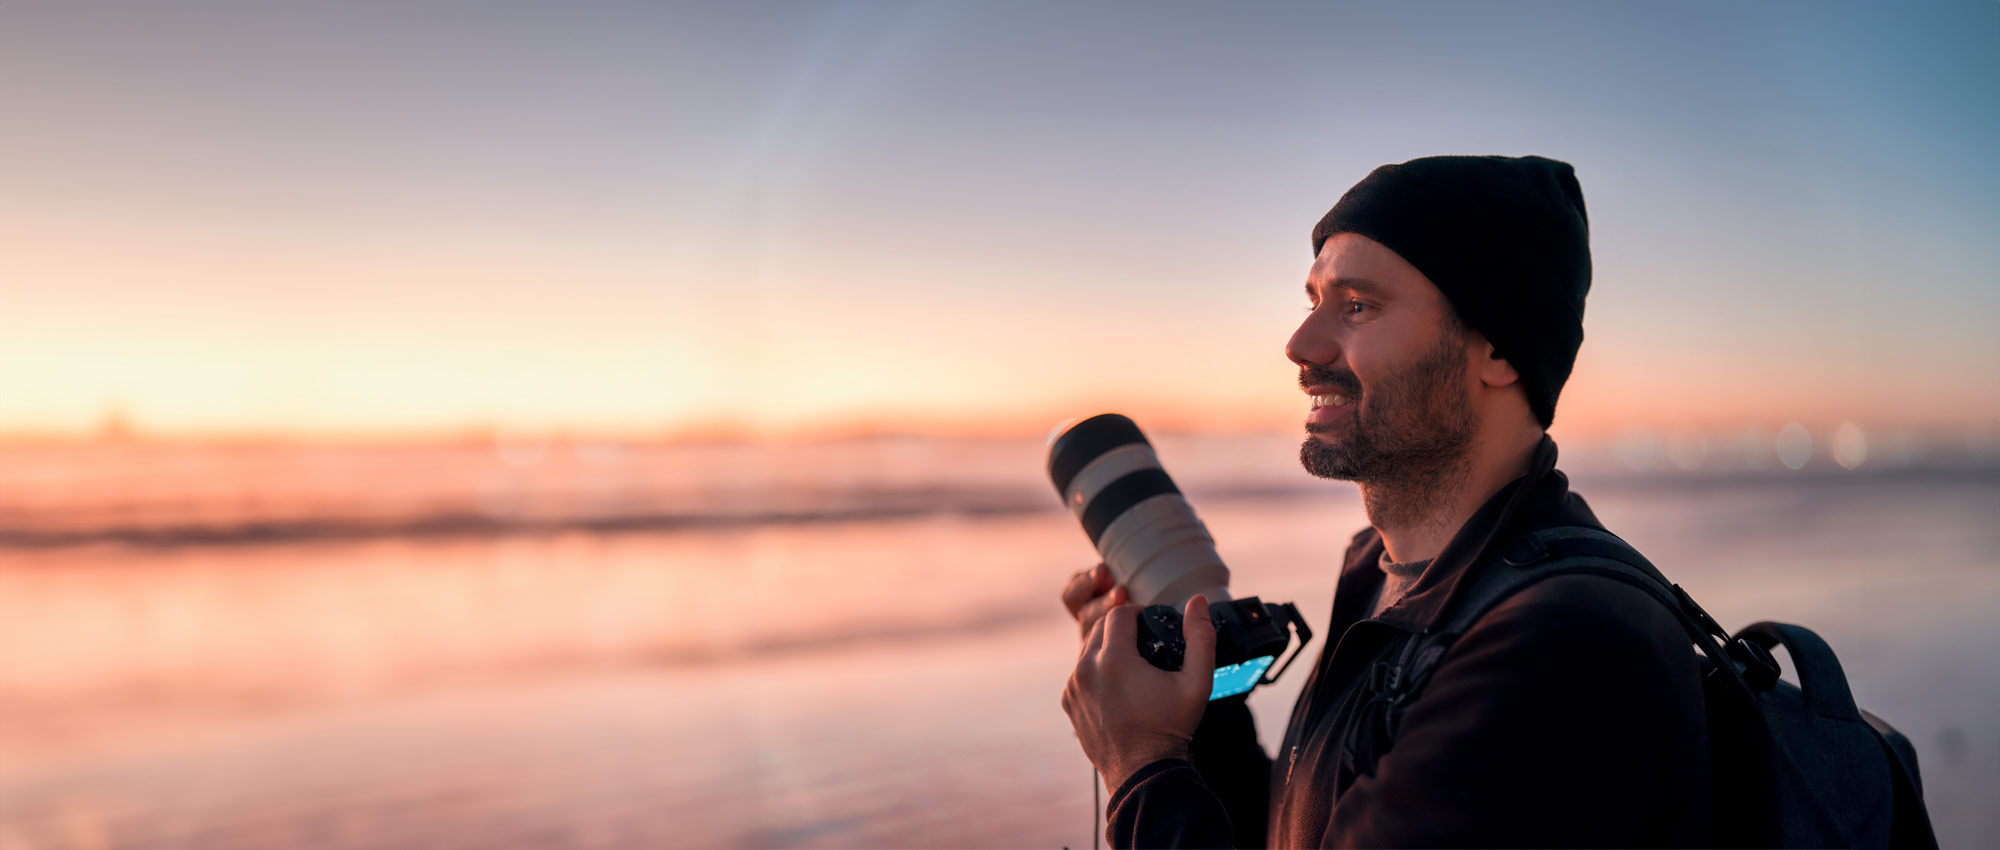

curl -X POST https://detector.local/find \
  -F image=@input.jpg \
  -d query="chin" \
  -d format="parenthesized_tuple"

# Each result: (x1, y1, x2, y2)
(1298, 437, 1362, 482)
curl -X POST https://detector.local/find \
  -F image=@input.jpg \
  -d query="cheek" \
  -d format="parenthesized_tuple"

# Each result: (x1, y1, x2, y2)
(1345, 350, 1385, 390)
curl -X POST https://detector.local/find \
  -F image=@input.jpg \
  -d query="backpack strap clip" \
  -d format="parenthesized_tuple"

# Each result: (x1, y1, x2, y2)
(1369, 658, 1401, 695)
(1728, 637, 1782, 692)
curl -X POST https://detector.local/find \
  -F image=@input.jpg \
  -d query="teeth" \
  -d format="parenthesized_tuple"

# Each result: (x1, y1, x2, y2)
(1311, 394, 1351, 409)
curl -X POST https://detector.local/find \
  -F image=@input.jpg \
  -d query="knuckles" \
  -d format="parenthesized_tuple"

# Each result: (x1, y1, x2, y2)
(1071, 657, 1098, 688)
(1106, 603, 1138, 628)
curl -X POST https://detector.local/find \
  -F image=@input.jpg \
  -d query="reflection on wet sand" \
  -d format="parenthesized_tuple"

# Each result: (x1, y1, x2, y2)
(2, 441, 1996, 848)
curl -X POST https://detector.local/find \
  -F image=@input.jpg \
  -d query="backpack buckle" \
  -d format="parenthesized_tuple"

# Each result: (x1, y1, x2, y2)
(1728, 637, 1782, 692)
(1369, 659, 1402, 694)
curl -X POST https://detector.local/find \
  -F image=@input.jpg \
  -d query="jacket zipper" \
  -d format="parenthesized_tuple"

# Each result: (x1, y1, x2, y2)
(1282, 615, 1421, 785)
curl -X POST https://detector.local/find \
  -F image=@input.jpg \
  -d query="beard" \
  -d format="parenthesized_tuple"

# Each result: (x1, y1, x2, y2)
(1298, 329, 1477, 490)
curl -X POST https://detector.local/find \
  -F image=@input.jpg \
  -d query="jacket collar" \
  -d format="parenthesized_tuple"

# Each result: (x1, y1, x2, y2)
(1335, 435, 1599, 635)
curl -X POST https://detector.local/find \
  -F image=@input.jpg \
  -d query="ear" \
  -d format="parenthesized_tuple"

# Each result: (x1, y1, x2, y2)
(1469, 330, 1520, 389)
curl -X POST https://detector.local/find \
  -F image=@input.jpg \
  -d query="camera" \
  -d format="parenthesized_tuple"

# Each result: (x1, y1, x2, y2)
(1048, 413, 1312, 700)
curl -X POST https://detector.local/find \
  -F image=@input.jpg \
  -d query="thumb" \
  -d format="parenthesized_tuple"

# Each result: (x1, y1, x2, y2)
(1182, 594, 1217, 679)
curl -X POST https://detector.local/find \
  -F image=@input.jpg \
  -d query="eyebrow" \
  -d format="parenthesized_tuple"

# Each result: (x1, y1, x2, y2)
(1306, 276, 1392, 302)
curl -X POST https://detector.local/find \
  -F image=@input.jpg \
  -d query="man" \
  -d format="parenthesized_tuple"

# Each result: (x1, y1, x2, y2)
(1059, 155, 1711, 847)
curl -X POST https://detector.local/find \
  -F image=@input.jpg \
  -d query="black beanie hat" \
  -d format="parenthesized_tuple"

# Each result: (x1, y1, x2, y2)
(1311, 154, 1590, 428)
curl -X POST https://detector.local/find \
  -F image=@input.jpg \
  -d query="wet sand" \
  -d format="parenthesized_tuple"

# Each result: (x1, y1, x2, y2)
(3, 460, 1997, 848)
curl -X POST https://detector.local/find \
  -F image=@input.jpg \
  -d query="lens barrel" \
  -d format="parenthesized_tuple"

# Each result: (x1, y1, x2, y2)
(1047, 414, 1231, 607)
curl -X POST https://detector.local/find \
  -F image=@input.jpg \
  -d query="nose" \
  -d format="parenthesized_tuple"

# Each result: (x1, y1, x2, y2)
(1286, 307, 1341, 369)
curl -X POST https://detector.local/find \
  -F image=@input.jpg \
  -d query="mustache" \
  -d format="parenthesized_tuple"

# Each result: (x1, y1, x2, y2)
(1299, 364, 1361, 397)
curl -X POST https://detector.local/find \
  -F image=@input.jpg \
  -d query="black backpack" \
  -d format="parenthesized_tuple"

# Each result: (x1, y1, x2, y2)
(1365, 525, 1937, 849)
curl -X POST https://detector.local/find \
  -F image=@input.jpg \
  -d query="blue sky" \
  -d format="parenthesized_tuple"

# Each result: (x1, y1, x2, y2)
(1, 1, 1994, 436)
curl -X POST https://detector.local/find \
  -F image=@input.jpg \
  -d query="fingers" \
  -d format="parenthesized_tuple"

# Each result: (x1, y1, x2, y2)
(1080, 601, 1110, 660)
(1061, 563, 1113, 617)
(1070, 605, 1111, 717)
(1181, 595, 1217, 678)
(1099, 603, 1138, 666)
(1075, 584, 1128, 639)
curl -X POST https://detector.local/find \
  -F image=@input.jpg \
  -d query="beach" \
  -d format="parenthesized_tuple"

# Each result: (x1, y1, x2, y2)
(2, 437, 1996, 848)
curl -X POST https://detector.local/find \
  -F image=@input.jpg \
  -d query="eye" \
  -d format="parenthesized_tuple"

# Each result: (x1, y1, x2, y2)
(1345, 299, 1373, 316)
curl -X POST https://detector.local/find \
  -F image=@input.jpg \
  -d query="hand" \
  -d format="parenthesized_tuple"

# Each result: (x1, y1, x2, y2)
(1061, 594, 1218, 793)
(1060, 562, 1128, 641)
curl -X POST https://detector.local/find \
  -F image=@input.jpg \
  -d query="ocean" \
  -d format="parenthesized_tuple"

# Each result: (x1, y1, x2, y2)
(1, 435, 1995, 848)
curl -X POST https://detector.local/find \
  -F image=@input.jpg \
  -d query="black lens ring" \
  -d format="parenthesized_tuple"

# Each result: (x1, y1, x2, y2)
(1080, 468, 1182, 546)
(1048, 413, 1150, 497)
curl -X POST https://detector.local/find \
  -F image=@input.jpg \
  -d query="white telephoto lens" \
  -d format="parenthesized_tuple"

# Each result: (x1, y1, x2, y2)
(1048, 414, 1232, 608)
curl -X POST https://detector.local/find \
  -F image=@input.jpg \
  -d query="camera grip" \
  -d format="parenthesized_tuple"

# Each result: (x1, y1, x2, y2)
(1135, 604, 1187, 671)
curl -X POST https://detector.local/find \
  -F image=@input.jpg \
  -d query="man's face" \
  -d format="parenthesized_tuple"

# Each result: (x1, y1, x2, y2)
(1288, 232, 1477, 483)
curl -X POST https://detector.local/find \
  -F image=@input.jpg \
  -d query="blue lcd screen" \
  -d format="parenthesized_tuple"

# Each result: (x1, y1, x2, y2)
(1209, 655, 1277, 700)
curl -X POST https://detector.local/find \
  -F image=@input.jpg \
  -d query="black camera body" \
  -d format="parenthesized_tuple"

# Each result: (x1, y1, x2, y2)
(1135, 597, 1311, 700)
(1135, 596, 1305, 671)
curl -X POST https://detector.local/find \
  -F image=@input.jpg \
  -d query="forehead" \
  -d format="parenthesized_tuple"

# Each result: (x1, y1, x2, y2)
(1305, 232, 1438, 302)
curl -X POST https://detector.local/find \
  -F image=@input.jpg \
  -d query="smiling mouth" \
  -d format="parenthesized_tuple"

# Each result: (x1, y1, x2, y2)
(1308, 393, 1352, 409)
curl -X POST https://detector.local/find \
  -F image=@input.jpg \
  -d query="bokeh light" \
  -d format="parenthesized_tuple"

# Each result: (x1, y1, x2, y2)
(1666, 431, 1709, 473)
(1833, 421, 1870, 471)
(1776, 422, 1814, 471)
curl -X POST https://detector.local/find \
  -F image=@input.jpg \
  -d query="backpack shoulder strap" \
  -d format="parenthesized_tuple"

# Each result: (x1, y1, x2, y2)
(1441, 525, 1666, 636)
(1384, 526, 1755, 716)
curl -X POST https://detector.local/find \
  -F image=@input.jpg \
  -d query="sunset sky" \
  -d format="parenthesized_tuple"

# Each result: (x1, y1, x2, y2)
(2, 2, 1995, 441)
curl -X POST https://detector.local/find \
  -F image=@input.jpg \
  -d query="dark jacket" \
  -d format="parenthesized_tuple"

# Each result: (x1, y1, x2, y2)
(1106, 437, 1712, 848)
